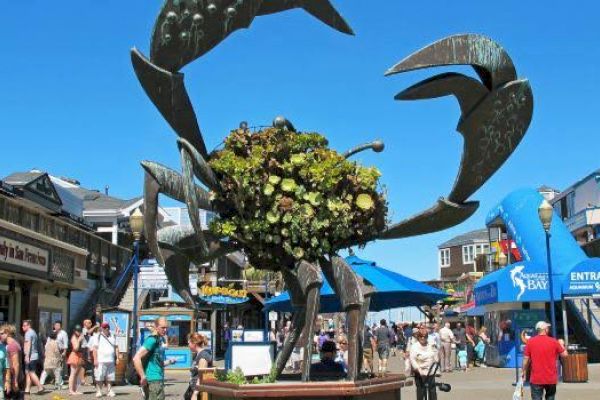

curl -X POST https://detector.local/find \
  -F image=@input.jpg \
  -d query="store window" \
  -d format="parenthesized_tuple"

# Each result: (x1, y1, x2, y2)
(462, 245, 475, 264)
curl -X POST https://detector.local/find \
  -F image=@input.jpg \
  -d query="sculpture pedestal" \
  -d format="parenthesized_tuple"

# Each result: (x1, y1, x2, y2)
(198, 374, 411, 400)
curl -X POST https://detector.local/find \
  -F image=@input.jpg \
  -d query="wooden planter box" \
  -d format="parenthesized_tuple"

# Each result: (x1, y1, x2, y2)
(198, 374, 411, 400)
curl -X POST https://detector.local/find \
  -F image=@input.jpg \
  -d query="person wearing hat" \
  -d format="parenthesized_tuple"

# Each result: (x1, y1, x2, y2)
(309, 340, 346, 379)
(92, 322, 119, 397)
(522, 321, 568, 400)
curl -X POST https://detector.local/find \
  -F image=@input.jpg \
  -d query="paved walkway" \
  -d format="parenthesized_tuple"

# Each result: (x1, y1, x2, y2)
(27, 355, 599, 399)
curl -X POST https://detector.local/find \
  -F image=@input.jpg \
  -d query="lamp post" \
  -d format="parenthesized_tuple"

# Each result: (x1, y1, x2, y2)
(129, 208, 144, 353)
(538, 200, 557, 338)
(498, 251, 508, 268)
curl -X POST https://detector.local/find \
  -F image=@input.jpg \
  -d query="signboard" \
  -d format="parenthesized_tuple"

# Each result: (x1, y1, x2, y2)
(165, 348, 192, 369)
(0, 236, 48, 273)
(199, 285, 249, 305)
(229, 343, 274, 376)
(563, 259, 600, 297)
(268, 311, 278, 322)
(103, 311, 130, 353)
(139, 265, 197, 294)
(243, 330, 265, 343)
(231, 329, 244, 343)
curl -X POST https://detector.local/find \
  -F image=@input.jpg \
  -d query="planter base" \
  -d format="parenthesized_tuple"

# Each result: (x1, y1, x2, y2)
(198, 374, 411, 400)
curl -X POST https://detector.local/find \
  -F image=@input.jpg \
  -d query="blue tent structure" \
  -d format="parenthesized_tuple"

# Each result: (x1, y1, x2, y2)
(474, 260, 562, 306)
(264, 255, 447, 312)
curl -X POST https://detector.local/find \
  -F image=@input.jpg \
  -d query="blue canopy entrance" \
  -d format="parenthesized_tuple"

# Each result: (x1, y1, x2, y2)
(562, 258, 600, 298)
(264, 255, 447, 312)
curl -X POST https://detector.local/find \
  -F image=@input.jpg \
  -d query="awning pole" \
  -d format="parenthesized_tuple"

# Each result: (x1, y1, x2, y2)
(561, 298, 569, 347)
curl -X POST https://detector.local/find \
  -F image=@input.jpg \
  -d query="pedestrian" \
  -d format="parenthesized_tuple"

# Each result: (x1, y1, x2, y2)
(522, 321, 568, 400)
(452, 322, 466, 370)
(185, 333, 213, 400)
(54, 321, 69, 383)
(457, 344, 468, 371)
(22, 320, 44, 395)
(427, 324, 441, 350)
(361, 325, 375, 375)
(466, 325, 477, 367)
(374, 319, 393, 376)
(0, 324, 22, 399)
(409, 331, 439, 400)
(0, 329, 8, 400)
(438, 322, 455, 373)
(81, 319, 99, 386)
(67, 324, 85, 395)
(133, 317, 176, 400)
(41, 331, 63, 390)
(475, 327, 489, 367)
(309, 340, 345, 379)
(92, 322, 118, 398)
(335, 337, 349, 372)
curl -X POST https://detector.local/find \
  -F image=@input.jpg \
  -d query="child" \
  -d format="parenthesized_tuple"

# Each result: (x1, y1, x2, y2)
(43, 331, 64, 390)
(457, 344, 468, 372)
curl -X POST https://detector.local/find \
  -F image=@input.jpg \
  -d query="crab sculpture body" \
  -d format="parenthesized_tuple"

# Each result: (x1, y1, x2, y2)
(132, 0, 533, 381)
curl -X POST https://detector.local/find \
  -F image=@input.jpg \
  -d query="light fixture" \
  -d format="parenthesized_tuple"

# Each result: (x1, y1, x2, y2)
(130, 208, 144, 241)
(498, 251, 508, 267)
(538, 199, 553, 232)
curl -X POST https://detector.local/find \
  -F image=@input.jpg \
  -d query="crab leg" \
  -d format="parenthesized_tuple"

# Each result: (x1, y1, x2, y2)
(141, 160, 212, 265)
(180, 146, 209, 256)
(157, 225, 236, 305)
(320, 256, 364, 380)
(274, 261, 322, 381)
(177, 138, 220, 192)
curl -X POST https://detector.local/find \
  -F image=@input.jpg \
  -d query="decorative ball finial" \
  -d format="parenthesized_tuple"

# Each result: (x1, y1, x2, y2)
(273, 116, 286, 129)
(372, 140, 385, 152)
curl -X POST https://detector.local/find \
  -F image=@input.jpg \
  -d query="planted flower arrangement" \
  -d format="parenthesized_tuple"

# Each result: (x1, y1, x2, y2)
(208, 127, 388, 268)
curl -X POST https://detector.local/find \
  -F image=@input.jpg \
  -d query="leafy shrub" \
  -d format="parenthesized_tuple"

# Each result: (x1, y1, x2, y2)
(209, 127, 387, 268)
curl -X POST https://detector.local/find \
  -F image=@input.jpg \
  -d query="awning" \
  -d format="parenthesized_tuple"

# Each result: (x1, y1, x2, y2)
(474, 261, 562, 306)
(562, 258, 600, 298)
(466, 305, 486, 317)
(264, 255, 447, 312)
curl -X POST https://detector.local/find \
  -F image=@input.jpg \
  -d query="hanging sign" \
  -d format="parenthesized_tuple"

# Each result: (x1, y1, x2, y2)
(199, 285, 249, 305)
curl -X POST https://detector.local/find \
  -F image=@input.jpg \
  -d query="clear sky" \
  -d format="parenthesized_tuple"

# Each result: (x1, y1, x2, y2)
(1, 1, 599, 281)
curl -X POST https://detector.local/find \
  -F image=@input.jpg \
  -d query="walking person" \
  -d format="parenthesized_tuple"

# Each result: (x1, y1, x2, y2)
(22, 320, 44, 395)
(133, 317, 176, 400)
(40, 331, 64, 390)
(475, 327, 490, 367)
(54, 321, 69, 384)
(465, 325, 477, 367)
(452, 322, 466, 370)
(361, 325, 375, 375)
(438, 322, 455, 373)
(92, 322, 118, 398)
(185, 333, 213, 400)
(67, 325, 85, 395)
(81, 319, 99, 386)
(374, 319, 393, 376)
(410, 331, 439, 400)
(0, 324, 22, 399)
(522, 321, 568, 400)
(0, 328, 8, 400)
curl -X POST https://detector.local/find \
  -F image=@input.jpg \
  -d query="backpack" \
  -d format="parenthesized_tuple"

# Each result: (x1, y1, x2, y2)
(126, 335, 159, 385)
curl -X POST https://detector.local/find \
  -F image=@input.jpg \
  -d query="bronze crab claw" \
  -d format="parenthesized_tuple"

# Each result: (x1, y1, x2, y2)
(378, 34, 533, 241)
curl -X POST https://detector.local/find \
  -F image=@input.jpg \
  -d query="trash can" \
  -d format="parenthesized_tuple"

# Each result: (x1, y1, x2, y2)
(562, 345, 588, 383)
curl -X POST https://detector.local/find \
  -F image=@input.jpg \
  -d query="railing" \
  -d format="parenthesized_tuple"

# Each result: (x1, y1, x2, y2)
(49, 252, 75, 284)
(575, 298, 600, 339)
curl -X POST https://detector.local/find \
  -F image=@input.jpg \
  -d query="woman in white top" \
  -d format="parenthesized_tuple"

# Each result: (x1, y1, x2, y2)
(410, 332, 439, 400)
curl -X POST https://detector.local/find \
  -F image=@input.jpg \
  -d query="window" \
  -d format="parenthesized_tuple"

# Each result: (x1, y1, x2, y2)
(462, 245, 475, 264)
(439, 248, 450, 267)
(566, 191, 576, 218)
(475, 243, 490, 257)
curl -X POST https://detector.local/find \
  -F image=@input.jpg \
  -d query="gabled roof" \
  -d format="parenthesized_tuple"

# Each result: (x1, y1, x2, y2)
(4, 171, 63, 208)
(438, 228, 489, 249)
(3, 171, 44, 186)
(50, 176, 141, 212)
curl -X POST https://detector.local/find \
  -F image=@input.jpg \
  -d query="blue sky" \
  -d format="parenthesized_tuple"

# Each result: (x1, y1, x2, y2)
(1, 1, 599, 281)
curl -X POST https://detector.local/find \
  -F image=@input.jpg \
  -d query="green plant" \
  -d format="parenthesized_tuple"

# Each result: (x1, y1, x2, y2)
(209, 127, 388, 267)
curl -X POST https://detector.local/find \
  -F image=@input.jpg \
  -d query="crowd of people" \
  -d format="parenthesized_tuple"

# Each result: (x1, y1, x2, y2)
(0, 318, 119, 398)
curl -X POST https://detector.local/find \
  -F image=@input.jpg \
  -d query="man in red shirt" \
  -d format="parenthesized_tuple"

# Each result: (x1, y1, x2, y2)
(522, 321, 568, 400)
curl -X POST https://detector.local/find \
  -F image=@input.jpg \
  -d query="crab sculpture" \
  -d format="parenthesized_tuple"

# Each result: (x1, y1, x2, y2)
(132, 0, 533, 381)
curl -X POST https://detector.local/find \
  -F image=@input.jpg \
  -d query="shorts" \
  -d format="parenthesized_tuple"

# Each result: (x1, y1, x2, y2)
(25, 359, 39, 372)
(143, 381, 165, 400)
(94, 362, 116, 382)
(377, 345, 390, 360)
(363, 348, 373, 362)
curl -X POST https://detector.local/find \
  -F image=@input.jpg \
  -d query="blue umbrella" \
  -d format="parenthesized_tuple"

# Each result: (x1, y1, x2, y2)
(264, 255, 447, 312)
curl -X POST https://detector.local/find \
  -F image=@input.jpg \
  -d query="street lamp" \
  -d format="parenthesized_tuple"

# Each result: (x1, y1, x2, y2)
(538, 199, 557, 338)
(129, 208, 144, 353)
(498, 251, 508, 268)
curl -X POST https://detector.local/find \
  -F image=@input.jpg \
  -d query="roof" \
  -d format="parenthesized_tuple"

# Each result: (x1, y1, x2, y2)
(438, 228, 489, 249)
(3, 171, 44, 186)
(537, 185, 560, 193)
(51, 176, 140, 211)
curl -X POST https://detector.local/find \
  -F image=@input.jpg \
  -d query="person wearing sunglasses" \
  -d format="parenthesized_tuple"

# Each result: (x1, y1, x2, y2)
(133, 317, 176, 400)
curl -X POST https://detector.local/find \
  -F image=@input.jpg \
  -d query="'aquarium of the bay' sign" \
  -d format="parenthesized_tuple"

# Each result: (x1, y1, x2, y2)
(199, 285, 249, 305)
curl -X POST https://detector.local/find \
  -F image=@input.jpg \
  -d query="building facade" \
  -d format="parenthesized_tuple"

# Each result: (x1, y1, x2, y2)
(0, 171, 131, 336)
(551, 169, 600, 244)
(437, 229, 490, 280)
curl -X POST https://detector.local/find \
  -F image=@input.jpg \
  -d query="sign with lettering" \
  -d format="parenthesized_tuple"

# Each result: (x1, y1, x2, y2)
(563, 258, 600, 297)
(0, 236, 48, 273)
(199, 285, 249, 305)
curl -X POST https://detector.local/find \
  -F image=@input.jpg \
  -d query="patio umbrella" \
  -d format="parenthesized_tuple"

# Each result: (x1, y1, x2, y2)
(264, 255, 447, 312)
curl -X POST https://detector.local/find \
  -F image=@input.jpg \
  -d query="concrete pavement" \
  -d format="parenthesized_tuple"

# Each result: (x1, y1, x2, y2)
(27, 354, 599, 399)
